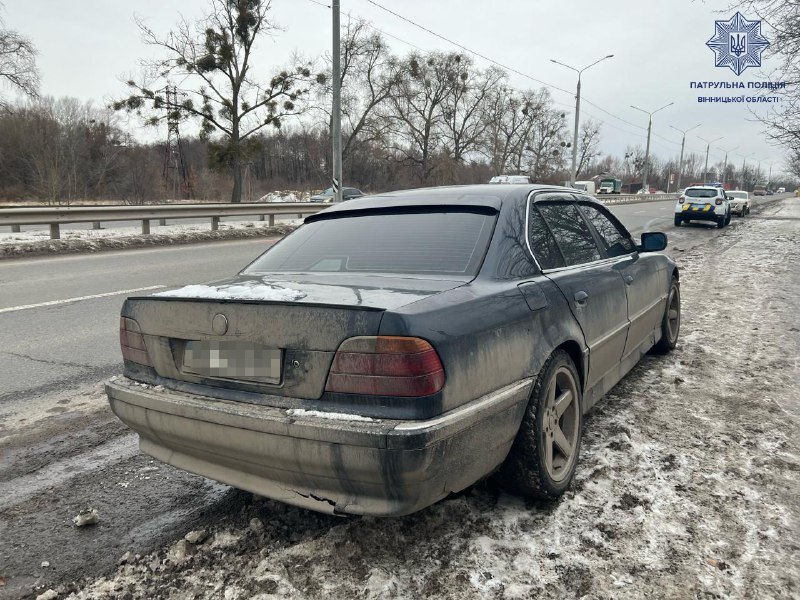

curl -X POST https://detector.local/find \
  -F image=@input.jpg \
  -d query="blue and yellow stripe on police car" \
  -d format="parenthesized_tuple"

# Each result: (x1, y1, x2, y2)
(683, 203, 713, 212)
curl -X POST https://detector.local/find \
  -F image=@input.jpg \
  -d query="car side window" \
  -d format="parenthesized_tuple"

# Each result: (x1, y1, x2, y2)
(527, 205, 565, 270)
(536, 201, 602, 267)
(576, 203, 635, 258)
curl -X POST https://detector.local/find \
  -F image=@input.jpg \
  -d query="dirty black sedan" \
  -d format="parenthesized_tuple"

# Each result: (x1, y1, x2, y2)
(106, 185, 680, 516)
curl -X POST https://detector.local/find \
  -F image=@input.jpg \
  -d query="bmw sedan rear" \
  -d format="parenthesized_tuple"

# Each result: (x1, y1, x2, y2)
(106, 186, 677, 516)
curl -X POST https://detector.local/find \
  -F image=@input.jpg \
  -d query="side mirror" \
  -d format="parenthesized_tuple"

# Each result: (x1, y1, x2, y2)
(639, 232, 667, 252)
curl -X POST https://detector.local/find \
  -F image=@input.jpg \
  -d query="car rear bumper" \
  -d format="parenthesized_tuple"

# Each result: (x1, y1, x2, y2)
(106, 377, 531, 516)
(676, 205, 725, 221)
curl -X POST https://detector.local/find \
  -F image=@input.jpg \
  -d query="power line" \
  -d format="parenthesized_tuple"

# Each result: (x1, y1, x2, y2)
(362, 0, 649, 133)
(306, 0, 720, 161)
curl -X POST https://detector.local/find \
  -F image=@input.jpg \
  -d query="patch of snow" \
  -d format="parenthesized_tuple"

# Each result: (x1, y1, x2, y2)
(153, 282, 305, 302)
(286, 408, 376, 422)
(0, 218, 304, 245)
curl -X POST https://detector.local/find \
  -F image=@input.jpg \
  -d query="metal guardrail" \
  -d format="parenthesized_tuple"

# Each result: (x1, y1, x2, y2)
(596, 193, 677, 205)
(0, 194, 681, 240)
(0, 202, 326, 239)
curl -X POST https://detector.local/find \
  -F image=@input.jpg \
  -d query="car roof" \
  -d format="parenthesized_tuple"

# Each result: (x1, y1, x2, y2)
(306, 184, 597, 221)
(684, 185, 722, 190)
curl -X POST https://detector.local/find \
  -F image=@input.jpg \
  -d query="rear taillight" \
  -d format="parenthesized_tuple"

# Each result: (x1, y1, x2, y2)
(120, 317, 152, 366)
(325, 336, 445, 397)
(715, 199, 723, 205)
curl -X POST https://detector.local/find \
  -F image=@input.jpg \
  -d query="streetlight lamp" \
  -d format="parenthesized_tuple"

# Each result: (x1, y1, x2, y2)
(720, 145, 739, 187)
(698, 135, 723, 185)
(550, 54, 615, 187)
(631, 102, 674, 192)
(669, 123, 701, 192)
(736, 152, 755, 191)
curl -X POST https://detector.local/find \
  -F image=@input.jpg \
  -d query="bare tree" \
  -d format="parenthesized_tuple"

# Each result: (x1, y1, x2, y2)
(115, 0, 317, 202)
(482, 87, 538, 175)
(383, 51, 463, 182)
(736, 1, 800, 151)
(0, 8, 39, 110)
(440, 61, 505, 165)
(575, 119, 602, 177)
(317, 19, 403, 166)
(517, 89, 569, 181)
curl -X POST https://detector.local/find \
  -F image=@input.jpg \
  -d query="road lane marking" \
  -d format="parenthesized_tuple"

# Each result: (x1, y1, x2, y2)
(0, 285, 166, 314)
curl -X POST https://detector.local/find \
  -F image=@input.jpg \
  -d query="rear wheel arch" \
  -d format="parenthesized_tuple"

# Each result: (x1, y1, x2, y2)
(554, 340, 585, 394)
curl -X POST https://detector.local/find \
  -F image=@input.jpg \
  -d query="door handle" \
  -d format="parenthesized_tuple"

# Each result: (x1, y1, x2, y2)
(573, 291, 589, 305)
(623, 275, 634, 285)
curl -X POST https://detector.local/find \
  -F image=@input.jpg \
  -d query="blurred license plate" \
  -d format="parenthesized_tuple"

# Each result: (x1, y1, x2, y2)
(183, 341, 282, 383)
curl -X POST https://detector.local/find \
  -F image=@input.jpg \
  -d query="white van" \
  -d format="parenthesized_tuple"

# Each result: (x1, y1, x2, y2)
(573, 180, 596, 195)
(488, 175, 531, 184)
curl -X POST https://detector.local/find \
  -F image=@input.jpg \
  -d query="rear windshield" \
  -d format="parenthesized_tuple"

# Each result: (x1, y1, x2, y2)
(728, 191, 747, 199)
(243, 210, 496, 276)
(684, 188, 717, 198)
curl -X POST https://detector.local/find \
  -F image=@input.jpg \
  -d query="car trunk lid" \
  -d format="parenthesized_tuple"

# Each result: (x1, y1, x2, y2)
(122, 275, 467, 399)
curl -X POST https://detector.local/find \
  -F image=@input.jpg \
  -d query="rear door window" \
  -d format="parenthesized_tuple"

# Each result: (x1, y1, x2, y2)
(527, 204, 565, 270)
(536, 199, 602, 266)
(244, 210, 496, 276)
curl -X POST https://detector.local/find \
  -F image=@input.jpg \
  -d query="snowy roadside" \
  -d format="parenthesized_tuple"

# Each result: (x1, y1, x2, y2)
(0, 220, 302, 260)
(38, 200, 799, 600)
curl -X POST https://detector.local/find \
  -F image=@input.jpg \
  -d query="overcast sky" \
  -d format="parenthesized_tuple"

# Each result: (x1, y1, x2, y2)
(3, 0, 789, 176)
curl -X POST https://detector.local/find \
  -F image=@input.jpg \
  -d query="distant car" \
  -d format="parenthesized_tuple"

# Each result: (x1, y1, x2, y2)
(106, 184, 680, 516)
(636, 188, 650, 195)
(726, 190, 750, 216)
(489, 175, 532, 184)
(674, 185, 731, 228)
(766, 190, 774, 196)
(776, 187, 785, 194)
(753, 185, 767, 196)
(310, 187, 364, 202)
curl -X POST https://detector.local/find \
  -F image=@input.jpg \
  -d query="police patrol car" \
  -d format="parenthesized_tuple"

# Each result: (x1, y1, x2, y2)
(674, 186, 731, 228)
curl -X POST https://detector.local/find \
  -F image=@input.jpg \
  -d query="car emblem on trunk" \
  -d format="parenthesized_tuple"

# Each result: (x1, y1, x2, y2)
(212, 314, 229, 335)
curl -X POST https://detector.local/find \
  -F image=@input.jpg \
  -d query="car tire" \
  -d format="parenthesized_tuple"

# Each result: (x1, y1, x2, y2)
(717, 215, 725, 228)
(741, 207, 747, 217)
(674, 216, 682, 227)
(499, 349, 583, 500)
(651, 277, 681, 355)
(725, 211, 732, 226)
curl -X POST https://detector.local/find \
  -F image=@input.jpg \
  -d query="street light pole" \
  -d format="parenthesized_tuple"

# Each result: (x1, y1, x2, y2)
(550, 54, 614, 187)
(331, 0, 343, 203)
(698, 135, 723, 185)
(631, 102, 674, 192)
(720, 146, 738, 187)
(669, 123, 701, 192)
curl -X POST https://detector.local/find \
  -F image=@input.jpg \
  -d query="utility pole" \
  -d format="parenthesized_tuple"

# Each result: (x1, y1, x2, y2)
(720, 145, 738, 187)
(698, 135, 723, 185)
(736, 152, 754, 191)
(631, 102, 673, 192)
(669, 123, 701, 192)
(331, 0, 343, 203)
(550, 54, 614, 187)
